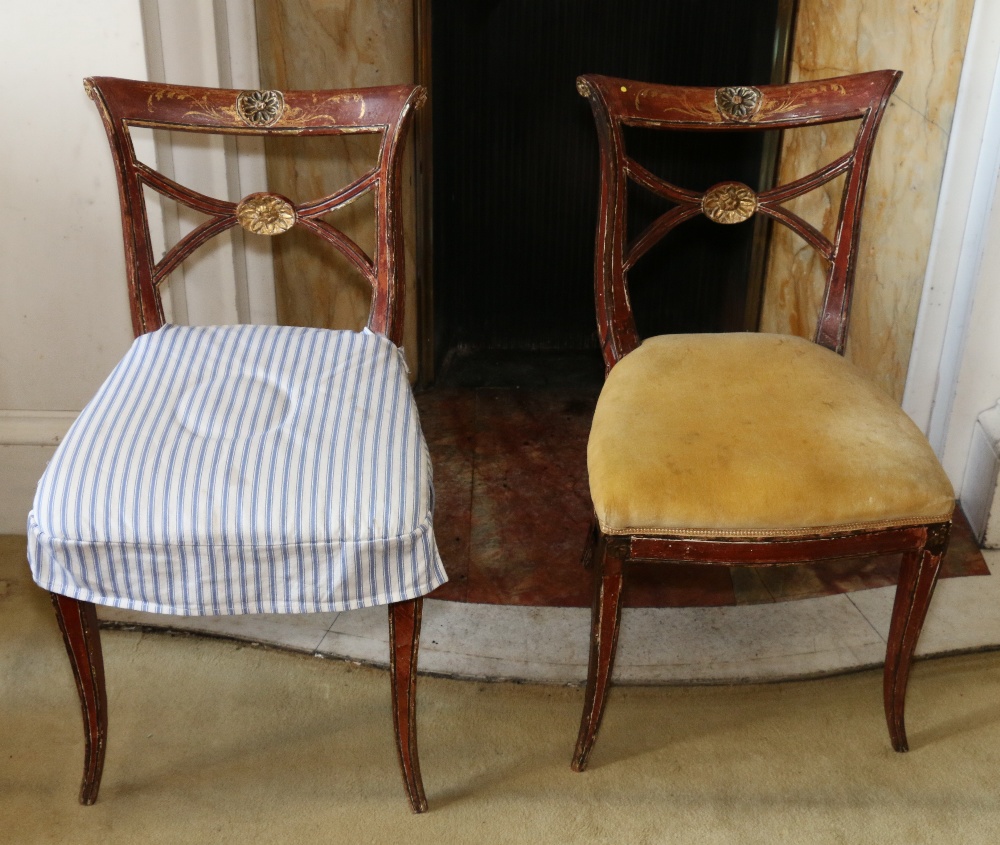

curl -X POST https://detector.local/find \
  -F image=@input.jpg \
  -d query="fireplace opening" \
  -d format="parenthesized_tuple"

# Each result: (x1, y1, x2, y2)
(420, 0, 796, 385)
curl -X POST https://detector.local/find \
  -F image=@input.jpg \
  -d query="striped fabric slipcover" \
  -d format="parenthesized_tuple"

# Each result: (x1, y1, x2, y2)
(28, 324, 448, 616)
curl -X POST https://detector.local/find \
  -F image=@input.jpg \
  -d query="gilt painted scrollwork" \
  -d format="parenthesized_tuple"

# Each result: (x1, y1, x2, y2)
(701, 182, 758, 224)
(236, 89, 285, 127)
(715, 86, 762, 122)
(236, 193, 296, 235)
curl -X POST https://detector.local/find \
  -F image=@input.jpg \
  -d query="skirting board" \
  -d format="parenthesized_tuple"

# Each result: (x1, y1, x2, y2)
(0, 412, 76, 534)
(961, 401, 1000, 548)
(0, 411, 78, 446)
(0, 445, 58, 534)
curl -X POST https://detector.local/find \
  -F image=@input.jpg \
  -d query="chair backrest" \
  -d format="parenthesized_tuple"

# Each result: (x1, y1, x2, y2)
(85, 76, 425, 345)
(576, 70, 901, 370)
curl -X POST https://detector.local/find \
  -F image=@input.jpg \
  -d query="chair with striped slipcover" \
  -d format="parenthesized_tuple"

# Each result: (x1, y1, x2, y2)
(27, 77, 446, 813)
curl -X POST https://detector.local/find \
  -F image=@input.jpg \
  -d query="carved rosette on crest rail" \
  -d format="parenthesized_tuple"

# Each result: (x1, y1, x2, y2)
(236, 89, 285, 127)
(715, 85, 762, 122)
(236, 193, 296, 235)
(701, 182, 758, 224)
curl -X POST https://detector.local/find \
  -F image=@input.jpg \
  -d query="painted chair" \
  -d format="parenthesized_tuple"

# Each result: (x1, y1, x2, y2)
(571, 70, 954, 771)
(27, 77, 446, 812)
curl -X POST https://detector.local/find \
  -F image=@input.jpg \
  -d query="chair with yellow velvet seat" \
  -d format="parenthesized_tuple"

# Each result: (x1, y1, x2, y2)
(571, 69, 954, 771)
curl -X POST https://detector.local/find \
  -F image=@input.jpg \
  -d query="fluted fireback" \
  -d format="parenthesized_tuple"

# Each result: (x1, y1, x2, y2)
(430, 0, 792, 361)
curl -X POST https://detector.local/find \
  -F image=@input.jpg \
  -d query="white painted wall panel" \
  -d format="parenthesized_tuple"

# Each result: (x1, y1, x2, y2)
(0, 2, 147, 412)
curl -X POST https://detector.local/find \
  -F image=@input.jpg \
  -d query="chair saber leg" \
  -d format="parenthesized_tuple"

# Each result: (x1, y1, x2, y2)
(572, 535, 626, 772)
(50, 593, 107, 805)
(883, 524, 949, 752)
(388, 598, 428, 813)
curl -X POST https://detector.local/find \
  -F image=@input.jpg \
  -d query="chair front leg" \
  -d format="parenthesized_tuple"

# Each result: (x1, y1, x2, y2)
(388, 598, 428, 813)
(572, 533, 626, 772)
(883, 523, 949, 752)
(50, 593, 107, 805)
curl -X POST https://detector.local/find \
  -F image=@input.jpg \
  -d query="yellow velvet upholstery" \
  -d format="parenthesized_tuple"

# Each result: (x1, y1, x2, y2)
(588, 333, 954, 538)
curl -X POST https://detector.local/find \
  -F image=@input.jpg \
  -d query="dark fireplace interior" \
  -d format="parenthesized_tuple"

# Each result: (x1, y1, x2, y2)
(426, 0, 795, 385)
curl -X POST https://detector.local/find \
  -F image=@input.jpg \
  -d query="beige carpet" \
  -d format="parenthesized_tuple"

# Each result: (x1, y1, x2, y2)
(3, 533, 1000, 844)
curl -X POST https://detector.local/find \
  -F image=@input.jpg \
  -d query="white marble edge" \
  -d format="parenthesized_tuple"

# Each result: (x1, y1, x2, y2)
(94, 550, 1000, 686)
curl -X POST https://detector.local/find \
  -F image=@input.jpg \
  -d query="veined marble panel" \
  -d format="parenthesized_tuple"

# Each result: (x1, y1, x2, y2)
(761, 0, 974, 400)
(255, 0, 419, 372)
(256, 1, 973, 394)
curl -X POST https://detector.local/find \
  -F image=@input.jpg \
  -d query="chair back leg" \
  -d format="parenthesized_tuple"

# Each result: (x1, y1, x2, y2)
(50, 594, 107, 805)
(572, 534, 626, 772)
(883, 524, 949, 752)
(581, 517, 600, 570)
(388, 598, 428, 812)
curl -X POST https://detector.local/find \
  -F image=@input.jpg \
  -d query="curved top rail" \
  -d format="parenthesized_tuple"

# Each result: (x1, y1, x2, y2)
(578, 71, 900, 131)
(86, 77, 424, 136)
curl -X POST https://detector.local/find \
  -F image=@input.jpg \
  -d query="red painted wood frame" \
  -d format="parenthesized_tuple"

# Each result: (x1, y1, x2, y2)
(572, 70, 954, 772)
(579, 70, 900, 368)
(86, 75, 424, 345)
(49, 77, 430, 812)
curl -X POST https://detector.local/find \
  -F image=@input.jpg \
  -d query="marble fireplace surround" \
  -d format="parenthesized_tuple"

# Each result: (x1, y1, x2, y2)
(85, 0, 993, 686)
(256, 0, 975, 401)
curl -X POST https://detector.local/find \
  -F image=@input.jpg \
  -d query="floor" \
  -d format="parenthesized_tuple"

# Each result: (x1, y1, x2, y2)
(96, 375, 1000, 686)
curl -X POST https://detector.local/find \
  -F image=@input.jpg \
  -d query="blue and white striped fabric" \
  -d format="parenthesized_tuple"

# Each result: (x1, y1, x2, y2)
(28, 324, 448, 615)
